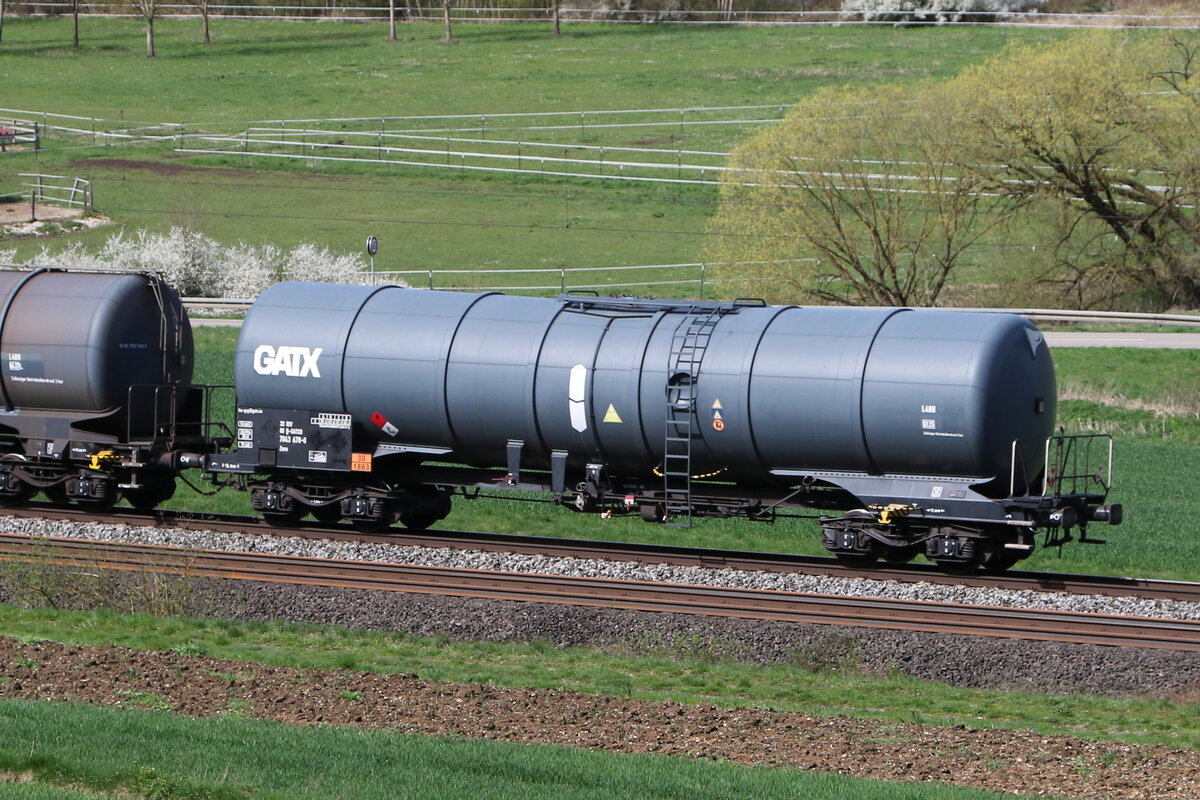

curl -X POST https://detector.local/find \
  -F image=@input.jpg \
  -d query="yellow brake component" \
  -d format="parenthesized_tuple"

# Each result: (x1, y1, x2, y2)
(88, 450, 119, 470)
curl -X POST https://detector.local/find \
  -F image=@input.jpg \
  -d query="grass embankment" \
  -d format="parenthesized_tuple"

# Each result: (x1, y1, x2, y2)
(3, 604, 1197, 750)
(0, 697, 1024, 800)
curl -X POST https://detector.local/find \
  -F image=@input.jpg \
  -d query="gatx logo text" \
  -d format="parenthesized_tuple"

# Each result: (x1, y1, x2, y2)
(253, 345, 323, 378)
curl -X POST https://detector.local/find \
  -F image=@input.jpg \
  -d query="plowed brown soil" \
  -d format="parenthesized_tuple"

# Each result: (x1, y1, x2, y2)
(2, 637, 1197, 799)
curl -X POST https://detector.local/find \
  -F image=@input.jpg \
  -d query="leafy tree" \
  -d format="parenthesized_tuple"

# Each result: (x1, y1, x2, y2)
(942, 31, 1200, 310)
(706, 84, 1013, 306)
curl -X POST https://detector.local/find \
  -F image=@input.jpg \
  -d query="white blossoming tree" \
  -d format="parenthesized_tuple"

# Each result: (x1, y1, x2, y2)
(841, 0, 1042, 22)
(17, 229, 402, 298)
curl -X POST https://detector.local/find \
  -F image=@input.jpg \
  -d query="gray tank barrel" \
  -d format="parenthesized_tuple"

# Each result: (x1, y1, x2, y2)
(236, 283, 1056, 491)
(0, 269, 193, 413)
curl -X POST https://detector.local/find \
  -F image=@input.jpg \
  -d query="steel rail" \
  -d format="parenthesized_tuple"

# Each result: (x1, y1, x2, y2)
(1, 533, 1198, 652)
(2, 505, 1197, 603)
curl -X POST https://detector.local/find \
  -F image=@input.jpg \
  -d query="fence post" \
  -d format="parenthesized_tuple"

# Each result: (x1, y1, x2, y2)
(560, 268, 566, 293)
(428, 270, 434, 290)
(699, 263, 706, 299)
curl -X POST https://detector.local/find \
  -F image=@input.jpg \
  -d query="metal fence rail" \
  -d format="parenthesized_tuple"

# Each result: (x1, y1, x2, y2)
(0, 121, 40, 152)
(18, 174, 94, 214)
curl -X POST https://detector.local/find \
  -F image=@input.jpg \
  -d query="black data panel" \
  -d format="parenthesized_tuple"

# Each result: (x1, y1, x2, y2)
(236, 407, 353, 472)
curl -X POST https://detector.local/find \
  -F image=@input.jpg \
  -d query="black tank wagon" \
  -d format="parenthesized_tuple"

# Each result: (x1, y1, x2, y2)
(211, 281, 1123, 573)
(0, 268, 223, 510)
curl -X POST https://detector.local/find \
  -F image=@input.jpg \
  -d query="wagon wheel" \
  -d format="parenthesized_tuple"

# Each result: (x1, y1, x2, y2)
(0, 473, 33, 507)
(311, 503, 343, 524)
(124, 472, 177, 511)
(881, 544, 923, 565)
(42, 482, 70, 506)
(933, 541, 992, 576)
(262, 507, 306, 528)
(351, 502, 397, 533)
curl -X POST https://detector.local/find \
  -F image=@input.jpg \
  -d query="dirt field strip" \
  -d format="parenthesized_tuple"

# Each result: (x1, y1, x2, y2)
(2, 637, 1197, 799)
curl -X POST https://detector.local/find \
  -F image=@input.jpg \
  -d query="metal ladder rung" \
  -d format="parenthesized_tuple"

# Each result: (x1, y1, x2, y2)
(663, 307, 726, 527)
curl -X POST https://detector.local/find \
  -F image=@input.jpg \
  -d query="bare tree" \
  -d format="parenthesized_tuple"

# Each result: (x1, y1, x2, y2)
(389, 0, 398, 41)
(192, 0, 212, 44)
(72, 0, 80, 48)
(551, 0, 560, 36)
(132, 0, 161, 57)
(441, 0, 453, 42)
(1, 0, 6, 44)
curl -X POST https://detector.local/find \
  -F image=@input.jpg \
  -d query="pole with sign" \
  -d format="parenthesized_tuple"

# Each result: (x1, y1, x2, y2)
(366, 235, 379, 275)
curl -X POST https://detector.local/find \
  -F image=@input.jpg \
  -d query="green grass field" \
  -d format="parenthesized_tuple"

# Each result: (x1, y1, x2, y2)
(0, 697, 1031, 800)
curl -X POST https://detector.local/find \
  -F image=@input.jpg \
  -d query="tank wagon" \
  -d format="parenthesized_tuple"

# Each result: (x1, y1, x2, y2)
(0, 268, 224, 510)
(209, 281, 1123, 573)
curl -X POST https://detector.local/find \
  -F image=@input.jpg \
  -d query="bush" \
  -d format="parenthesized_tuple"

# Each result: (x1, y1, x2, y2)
(19, 228, 405, 298)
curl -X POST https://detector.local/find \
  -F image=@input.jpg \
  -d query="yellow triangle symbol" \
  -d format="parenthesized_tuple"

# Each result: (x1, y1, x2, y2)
(713, 410, 723, 421)
(603, 404, 623, 423)
(712, 398, 723, 410)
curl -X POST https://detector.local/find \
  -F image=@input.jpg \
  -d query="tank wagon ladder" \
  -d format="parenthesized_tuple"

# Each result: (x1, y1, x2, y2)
(663, 308, 724, 526)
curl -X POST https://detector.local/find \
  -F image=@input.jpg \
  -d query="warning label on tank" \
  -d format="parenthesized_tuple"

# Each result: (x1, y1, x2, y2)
(370, 412, 399, 437)
(311, 413, 352, 430)
(351, 453, 373, 472)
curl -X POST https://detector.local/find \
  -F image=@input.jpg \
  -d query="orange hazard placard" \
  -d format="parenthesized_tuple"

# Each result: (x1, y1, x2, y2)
(351, 452, 373, 472)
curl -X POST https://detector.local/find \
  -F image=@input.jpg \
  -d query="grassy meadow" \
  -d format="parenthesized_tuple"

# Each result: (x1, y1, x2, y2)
(0, 17, 1066, 277)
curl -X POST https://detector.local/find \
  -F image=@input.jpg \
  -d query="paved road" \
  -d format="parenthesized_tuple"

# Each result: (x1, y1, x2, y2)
(1043, 332, 1200, 349)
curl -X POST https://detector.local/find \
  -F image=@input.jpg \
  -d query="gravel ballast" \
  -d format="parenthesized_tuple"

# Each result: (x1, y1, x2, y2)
(4, 516, 1200, 698)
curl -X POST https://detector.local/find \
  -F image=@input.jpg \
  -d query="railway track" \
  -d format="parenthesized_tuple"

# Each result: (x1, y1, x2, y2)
(2, 505, 1197, 603)
(1, 532, 1198, 652)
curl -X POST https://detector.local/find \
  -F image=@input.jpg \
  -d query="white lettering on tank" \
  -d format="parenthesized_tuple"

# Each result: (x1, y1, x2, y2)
(253, 345, 323, 378)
